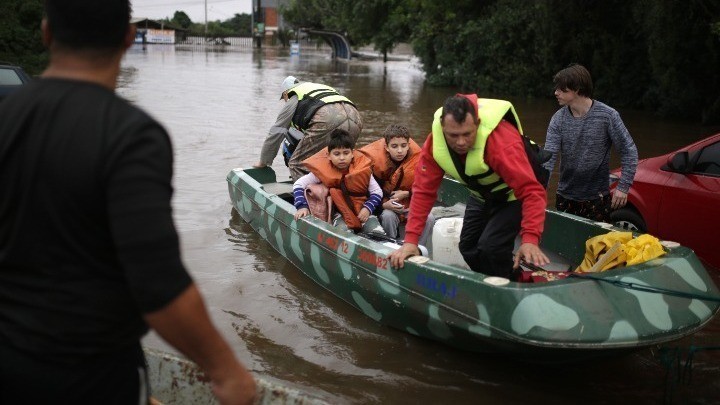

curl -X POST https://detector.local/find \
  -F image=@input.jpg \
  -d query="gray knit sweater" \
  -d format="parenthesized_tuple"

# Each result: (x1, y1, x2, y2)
(543, 100, 638, 200)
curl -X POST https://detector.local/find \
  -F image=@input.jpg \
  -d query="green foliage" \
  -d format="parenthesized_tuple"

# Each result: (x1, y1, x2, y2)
(0, 0, 46, 75)
(280, 0, 331, 30)
(180, 13, 252, 36)
(448, 1, 549, 95)
(226, 13, 252, 36)
(355, 0, 412, 56)
(539, 0, 652, 107)
(172, 11, 193, 29)
(3, 0, 718, 122)
(281, 0, 411, 55)
(637, 0, 720, 123)
(406, 0, 720, 123)
(406, 0, 492, 85)
(205, 21, 236, 36)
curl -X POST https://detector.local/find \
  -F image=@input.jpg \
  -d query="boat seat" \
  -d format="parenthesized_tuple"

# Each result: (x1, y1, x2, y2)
(261, 182, 295, 200)
(430, 203, 466, 219)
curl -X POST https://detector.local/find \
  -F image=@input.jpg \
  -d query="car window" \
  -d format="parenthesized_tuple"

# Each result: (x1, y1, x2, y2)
(693, 141, 720, 176)
(0, 68, 23, 85)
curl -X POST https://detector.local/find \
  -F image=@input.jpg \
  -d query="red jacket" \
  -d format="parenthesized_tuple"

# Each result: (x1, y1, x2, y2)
(404, 120, 546, 246)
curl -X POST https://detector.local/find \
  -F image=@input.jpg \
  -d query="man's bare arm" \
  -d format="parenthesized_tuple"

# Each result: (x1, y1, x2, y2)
(144, 284, 256, 405)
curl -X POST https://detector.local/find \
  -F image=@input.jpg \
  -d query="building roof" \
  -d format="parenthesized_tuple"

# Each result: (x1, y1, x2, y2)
(131, 18, 185, 31)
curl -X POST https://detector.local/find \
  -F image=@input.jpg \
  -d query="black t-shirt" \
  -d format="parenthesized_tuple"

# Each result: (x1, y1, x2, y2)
(0, 78, 192, 363)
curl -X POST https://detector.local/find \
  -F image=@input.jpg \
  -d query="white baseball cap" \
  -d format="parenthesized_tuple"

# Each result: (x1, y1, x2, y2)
(280, 76, 300, 99)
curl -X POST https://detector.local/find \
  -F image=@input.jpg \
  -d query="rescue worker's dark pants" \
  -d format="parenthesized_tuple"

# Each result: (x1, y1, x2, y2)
(459, 196, 521, 279)
(288, 102, 363, 182)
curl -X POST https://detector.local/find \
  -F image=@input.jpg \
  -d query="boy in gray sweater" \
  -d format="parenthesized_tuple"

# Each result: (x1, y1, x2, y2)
(543, 64, 638, 222)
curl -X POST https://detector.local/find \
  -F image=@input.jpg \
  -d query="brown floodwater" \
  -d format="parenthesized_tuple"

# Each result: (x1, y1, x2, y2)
(121, 43, 720, 404)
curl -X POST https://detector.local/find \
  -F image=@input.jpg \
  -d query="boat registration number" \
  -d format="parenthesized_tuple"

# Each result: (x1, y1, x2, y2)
(357, 248, 389, 270)
(317, 234, 349, 254)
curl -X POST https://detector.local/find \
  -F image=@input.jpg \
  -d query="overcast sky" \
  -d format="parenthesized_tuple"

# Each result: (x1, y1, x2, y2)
(132, 0, 252, 23)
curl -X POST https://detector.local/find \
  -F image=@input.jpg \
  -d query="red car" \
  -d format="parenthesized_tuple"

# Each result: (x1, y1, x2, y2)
(609, 133, 720, 269)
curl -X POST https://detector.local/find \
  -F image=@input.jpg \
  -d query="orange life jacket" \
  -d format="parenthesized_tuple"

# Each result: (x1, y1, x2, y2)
(303, 149, 373, 230)
(359, 138, 421, 211)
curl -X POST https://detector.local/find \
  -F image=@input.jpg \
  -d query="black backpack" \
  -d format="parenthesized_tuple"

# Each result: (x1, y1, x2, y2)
(522, 134, 552, 188)
(500, 110, 551, 188)
(281, 128, 304, 167)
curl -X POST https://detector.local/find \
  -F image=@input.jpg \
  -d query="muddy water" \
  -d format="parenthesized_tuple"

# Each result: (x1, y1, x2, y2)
(120, 44, 720, 404)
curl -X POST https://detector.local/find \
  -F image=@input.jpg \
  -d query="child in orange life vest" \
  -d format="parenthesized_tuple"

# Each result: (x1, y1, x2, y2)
(293, 128, 384, 232)
(360, 124, 435, 245)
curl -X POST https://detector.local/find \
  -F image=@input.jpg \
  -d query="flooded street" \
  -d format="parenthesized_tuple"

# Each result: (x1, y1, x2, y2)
(120, 44, 720, 404)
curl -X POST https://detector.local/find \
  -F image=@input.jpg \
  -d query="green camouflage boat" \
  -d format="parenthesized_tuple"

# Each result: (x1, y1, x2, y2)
(227, 167, 720, 361)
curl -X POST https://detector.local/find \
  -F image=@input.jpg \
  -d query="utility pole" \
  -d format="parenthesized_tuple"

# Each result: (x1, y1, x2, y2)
(204, 0, 208, 36)
(255, 0, 263, 48)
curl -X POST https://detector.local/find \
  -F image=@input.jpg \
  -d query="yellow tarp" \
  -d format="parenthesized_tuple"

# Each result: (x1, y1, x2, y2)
(576, 231, 666, 272)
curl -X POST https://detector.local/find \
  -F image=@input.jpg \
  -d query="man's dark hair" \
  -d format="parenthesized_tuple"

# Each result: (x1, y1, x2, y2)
(45, 0, 131, 50)
(441, 96, 478, 126)
(327, 128, 355, 151)
(553, 63, 593, 98)
(382, 124, 411, 144)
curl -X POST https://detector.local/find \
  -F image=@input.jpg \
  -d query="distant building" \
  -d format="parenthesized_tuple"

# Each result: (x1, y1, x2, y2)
(131, 18, 187, 44)
(252, 0, 290, 43)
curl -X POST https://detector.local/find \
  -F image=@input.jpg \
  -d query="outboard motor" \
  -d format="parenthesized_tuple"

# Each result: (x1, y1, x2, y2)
(282, 127, 304, 166)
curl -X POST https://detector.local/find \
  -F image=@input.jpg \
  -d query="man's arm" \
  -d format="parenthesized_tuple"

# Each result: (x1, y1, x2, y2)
(109, 124, 255, 404)
(388, 135, 444, 268)
(144, 284, 256, 405)
(255, 96, 298, 167)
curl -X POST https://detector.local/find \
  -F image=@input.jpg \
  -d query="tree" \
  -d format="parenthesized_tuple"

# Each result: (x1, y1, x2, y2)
(405, 0, 720, 122)
(281, 0, 411, 60)
(0, 0, 46, 75)
(406, 0, 491, 85)
(226, 13, 252, 36)
(281, 0, 330, 31)
(637, 0, 720, 123)
(349, 0, 411, 61)
(172, 11, 192, 29)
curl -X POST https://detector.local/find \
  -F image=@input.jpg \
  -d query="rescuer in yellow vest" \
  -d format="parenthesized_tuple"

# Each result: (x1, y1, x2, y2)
(388, 94, 549, 279)
(255, 76, 363, 181)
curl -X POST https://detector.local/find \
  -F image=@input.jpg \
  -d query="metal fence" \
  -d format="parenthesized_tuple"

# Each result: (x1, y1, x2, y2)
(175, 36, 332, 51)
(177, 36, 255, 46)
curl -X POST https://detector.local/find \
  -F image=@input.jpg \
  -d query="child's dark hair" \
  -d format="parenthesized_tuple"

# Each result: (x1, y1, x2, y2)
(553, 63, 593, 97)
(382, 124, 411, 144)
(327, 128, 355, 151)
